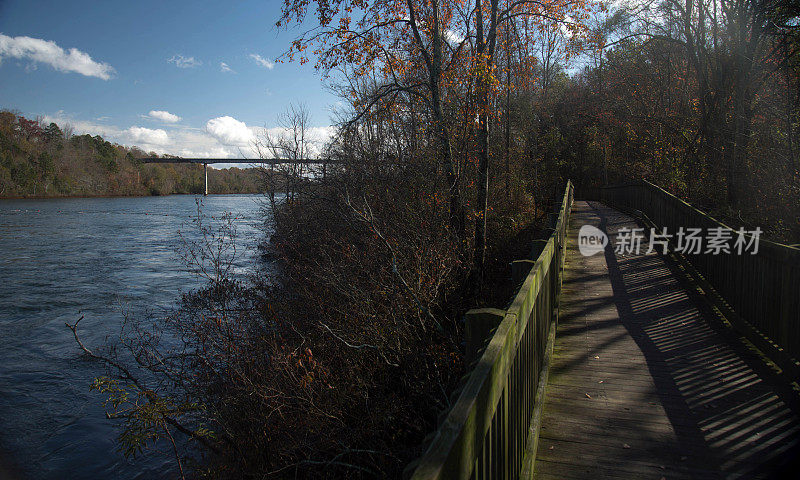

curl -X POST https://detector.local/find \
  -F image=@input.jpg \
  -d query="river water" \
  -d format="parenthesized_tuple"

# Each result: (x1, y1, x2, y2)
(0, 194, 268, 479)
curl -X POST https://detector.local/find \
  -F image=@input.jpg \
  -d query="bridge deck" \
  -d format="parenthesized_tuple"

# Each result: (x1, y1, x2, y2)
(535, 201, 800, 479)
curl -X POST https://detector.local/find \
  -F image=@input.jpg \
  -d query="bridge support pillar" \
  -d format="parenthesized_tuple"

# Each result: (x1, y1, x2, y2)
(203, 163, 208, 196)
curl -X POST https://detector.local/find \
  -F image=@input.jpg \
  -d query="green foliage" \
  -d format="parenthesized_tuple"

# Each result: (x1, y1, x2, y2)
(36, 152, 54, 177)
(91, 376, 209, 460)
(44, 122, 62, 142)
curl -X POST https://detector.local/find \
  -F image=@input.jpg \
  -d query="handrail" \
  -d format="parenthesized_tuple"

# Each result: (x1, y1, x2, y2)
(582, 181, 800, 373)
(407, 180, 574, 480)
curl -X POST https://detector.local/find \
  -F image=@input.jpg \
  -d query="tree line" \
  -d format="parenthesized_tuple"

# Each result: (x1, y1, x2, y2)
(0, 110, 263, 198)
(570, 0, 799, 243)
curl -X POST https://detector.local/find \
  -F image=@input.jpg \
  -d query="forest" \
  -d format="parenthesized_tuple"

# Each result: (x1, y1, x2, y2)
(68, 0, 799, 479)
(0, 110, 262, 197)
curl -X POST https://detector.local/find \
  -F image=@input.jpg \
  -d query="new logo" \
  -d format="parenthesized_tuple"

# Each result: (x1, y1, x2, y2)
(578, 225, 608, 256)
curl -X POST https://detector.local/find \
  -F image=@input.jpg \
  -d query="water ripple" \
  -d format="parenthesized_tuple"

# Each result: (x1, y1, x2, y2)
(0, 194, 269, 479)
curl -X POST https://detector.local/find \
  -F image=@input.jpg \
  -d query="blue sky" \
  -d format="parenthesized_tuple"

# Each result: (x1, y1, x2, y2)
(0, 0, 338, 159)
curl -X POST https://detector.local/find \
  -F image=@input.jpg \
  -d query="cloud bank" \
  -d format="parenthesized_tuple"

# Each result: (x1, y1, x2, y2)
(127, 126, 169, 145)
(43, 112, 333, 160)
(0, 33, 115, 79)
(206, 116, 255, 146)
(147, 110, 181, 123)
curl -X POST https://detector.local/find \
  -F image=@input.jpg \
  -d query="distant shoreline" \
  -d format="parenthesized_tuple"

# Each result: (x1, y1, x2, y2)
(0, 191, 263, 200)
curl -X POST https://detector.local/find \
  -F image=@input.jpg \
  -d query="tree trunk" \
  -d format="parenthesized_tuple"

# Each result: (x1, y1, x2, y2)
(505, 23, 511, 199)
(473, 0, 499, 293)
(418, 0, 465, 238)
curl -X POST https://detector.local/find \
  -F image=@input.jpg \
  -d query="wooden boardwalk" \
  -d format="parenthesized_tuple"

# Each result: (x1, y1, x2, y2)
(535, 201, 800, 479)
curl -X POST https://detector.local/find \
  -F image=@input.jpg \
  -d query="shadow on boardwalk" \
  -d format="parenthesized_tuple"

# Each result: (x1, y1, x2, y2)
(535, 201, 800, 480)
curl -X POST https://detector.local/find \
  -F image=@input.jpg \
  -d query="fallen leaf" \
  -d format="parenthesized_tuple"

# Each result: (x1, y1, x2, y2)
(594, 355, 600, 359)
(598, 380, 604, 383)
(623, 443, 630, 449)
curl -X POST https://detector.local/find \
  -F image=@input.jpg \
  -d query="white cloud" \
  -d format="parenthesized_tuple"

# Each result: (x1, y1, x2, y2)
(444, 29, 465, 45)
(168, 54, 201, 68)
(0, 33, 115, 80)
(146, 110, 181, 123)
(220, 61, 235, 73)
(42, 111, 333, 160)
(249, 53, 274, 69)
(206, 116, 255, 146)
(127, 126, 169, 146)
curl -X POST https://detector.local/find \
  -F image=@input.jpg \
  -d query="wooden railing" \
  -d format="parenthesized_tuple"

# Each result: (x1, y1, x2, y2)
(406, 181, 574, 480)
(583, 181, 800, 374)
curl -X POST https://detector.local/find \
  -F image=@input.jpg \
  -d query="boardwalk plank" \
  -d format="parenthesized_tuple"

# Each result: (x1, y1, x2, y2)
(534, 201, 800, 479)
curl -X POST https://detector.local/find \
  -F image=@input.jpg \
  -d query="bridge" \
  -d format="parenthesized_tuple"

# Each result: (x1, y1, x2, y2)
(140, 157, 333, 195)
(407, 181, 800, 479)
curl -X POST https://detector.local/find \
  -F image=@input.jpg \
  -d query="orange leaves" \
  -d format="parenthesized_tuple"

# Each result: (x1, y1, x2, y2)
(287, 345, 329, 390)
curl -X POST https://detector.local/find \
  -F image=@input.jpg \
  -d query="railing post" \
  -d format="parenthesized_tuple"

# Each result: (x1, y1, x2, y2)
(464, 308, 506, 366)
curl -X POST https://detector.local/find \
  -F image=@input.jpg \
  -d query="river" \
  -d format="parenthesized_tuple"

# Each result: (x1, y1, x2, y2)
(0, 194, 269, 479)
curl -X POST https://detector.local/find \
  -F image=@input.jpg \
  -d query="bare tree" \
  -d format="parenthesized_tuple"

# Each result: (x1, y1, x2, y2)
(254, 103, 314, 209)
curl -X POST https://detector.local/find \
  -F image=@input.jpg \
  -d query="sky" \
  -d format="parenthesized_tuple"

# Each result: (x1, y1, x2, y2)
(0, 0, 339, 162)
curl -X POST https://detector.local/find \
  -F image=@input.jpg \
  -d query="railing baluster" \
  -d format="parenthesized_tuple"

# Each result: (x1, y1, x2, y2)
(586, 180, 800, 376)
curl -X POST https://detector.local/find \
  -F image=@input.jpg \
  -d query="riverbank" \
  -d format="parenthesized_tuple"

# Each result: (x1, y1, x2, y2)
(1, 110, 267, 199)
(0, 190, 262, 200)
